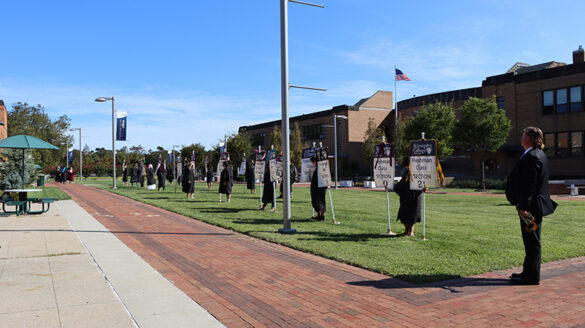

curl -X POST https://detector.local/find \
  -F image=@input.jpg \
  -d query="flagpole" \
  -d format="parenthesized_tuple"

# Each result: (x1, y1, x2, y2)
(394, 64, 398, 146)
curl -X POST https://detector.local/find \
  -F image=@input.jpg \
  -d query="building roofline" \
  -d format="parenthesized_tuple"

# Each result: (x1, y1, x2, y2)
(239, 104, 355, 132)
(483, 61, 585, 86)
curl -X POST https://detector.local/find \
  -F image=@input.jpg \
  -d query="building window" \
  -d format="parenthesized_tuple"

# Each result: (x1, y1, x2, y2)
(252, 133, 265, 146)
(544, 133, 555, 157)
(496, 96, 505, 110)
(543, 90, 554, 115)
(557, 132, 569, 157)
(570, 86, 583, 112)
(302, 124, 324, 141)
(556, 88, 568, 113)
(570, 131, 583, 156)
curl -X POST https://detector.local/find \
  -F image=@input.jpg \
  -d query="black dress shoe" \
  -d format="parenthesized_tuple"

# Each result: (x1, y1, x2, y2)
(510, 277, 540, 285)
(510, 272, 524, 279)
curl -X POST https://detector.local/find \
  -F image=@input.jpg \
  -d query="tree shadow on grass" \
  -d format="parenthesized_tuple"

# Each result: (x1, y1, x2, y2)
(293, 231, 404, 242)
(198, 207, 250, 214)
(495, 203, 514, 206)
(348, 276, 511, 288)
(231, 217, 315, 225)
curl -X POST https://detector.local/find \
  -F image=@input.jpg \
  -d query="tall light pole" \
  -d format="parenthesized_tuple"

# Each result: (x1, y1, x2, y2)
(95, 96, 117, 189)
(333, 114, 348, 189)
(60, 140, 69, 168)
(70, 128, 82, 182)
(279, 0, 324, 234)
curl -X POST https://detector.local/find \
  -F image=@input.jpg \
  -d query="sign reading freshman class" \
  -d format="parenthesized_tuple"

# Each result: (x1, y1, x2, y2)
(373, 143, 395, 190)
(254, 150, 266, 182)
(409, 139, 438, 190)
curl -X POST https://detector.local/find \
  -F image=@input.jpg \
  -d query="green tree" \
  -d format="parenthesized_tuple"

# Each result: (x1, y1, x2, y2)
(362, 118, 387, 175)
(270, 125, 282, 151)
(226, 130, 252, 171)
(8, 102, 71, 169)
(0, 149, 38, 189)
(398, 102, 456, 161)
(290, 121, 304, 168)
(181, 143, 206, 171)
(453, 96, 512, 189)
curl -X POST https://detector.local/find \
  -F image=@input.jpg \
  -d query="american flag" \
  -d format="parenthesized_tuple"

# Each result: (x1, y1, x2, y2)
(395, 68, 411, 81)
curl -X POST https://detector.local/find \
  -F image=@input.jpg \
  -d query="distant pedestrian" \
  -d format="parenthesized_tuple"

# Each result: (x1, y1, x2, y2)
(122, 162, 129, 186)
(278, 163, 297, 198)
(309, 157, 326, 221)
(260, 164, 275, 211)
(394, 157, 423, 237)
(182, 159, 195, 199)
(206, 163, 214, 189)
(157, 161, 167, 191)
(218, 161, 233, 202)
(245, 159, 256, 194)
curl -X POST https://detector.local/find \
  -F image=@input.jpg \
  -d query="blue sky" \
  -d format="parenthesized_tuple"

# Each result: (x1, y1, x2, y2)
(2, 0, 584, 151)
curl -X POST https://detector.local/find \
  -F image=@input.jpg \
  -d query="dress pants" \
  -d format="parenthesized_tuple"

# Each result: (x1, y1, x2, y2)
(520, 218, 541, 282)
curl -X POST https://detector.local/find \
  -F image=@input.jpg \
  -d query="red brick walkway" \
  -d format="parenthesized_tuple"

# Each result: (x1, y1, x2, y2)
(57, 183, 585, 327)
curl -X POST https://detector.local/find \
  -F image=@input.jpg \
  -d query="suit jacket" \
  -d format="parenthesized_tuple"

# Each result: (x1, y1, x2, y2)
(505, 148, 557, 221)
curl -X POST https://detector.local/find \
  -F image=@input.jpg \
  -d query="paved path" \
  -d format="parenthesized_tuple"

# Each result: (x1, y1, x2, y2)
(57, 183, 585, 327)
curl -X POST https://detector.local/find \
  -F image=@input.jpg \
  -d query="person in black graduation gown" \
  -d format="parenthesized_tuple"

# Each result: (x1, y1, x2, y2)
(130, 163, 139, 187)
(394, 158, 423, 237)
(122, 162, 129, 186)
(260, 164, 275, 211)
(310, 157, 327, 221)
(146, 164, 156, 189)
(505, 126, 557, 285)
(245, 159, 256, 194)
(157, 161, 167, 191)
(206, 163, 214, 189)
(138, 162, 145, 187)
(218, 161, 233, 202)
(182, 160, 195, 199)
(278, 163, 297, 199)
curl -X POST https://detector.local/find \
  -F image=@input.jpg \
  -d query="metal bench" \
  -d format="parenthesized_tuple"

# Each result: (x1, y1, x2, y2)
(2, 200, 26, 216)
(26, 198, 56, 214)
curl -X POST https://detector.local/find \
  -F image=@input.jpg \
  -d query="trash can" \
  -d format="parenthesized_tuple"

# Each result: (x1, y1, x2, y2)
(37, 174, 45, 187)
(570, 184, 578, 196)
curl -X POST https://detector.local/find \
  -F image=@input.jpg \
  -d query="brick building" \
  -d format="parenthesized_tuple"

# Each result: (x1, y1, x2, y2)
(239, 91, 393, 175)
(396, 46, 585, 179)
(0, 100, 7, 140)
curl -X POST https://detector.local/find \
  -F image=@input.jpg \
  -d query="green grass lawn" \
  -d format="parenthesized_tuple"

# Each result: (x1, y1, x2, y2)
(83, 177, 585, 283)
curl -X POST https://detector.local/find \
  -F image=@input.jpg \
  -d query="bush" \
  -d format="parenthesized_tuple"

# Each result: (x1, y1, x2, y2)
(446, 177, 506, 190)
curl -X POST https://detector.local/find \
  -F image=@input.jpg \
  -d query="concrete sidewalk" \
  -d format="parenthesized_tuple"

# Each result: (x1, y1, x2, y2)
(0, 201, 224, 328)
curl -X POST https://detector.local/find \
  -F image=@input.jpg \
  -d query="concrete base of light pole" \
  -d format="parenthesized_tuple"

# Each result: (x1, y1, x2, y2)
(278, 228, 297, 234)
(382, 230, 396, 236)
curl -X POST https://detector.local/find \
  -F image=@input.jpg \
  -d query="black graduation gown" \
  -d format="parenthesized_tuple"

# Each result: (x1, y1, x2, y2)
(122, 168, 128, 182)
(131, 167, 139, 184)
(262, 170, 274, 204)
(146, 168, 156, 186)
(182, 165, 194, 193)
(394, 174, 422, 225)
(138, 164, 145, 186)
(219, 166, 233, 195)
(245, 164, 256, 190)
(310, 168, 327, 212)
(157, 167, 167, 190)
(206, 165, 214, 183)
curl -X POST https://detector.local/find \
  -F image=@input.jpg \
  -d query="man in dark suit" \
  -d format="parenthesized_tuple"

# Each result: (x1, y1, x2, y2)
(505, 126, 557, 285)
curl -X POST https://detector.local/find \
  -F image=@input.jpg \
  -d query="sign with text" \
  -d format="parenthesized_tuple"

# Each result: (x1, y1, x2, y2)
(316, 148, 331, 188)
(373, 143, 395, 190)
(268, 151, 279, 182)
(254, 150, 266, 182)
(409, 139, 438, 190)
(300, 147, 316, 182)
(216, 151, 229, 177)
(116, 111, 127, 141)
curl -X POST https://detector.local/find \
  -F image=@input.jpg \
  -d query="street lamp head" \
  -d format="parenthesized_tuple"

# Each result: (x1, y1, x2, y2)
(94, 97, 112, 102)
(70, 128, 80, 131)
(335, 115, 348, 120)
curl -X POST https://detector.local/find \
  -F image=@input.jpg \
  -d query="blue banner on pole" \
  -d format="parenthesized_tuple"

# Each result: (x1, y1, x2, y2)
(168, 151, 172, 163)
(116, 112, 127, 141)
(67, 149, 74, 162)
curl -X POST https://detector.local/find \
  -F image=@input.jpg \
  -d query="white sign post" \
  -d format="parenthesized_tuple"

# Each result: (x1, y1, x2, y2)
(373, 142, 395, 235)
(409, 134, 438, 240)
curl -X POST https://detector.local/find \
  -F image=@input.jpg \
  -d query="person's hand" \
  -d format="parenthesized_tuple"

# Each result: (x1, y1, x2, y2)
(422, 187, 427, 193)
(519, 209, 531, 217)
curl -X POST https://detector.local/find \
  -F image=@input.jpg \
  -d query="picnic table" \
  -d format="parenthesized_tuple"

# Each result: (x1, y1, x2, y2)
(1, 189, 55, 215)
